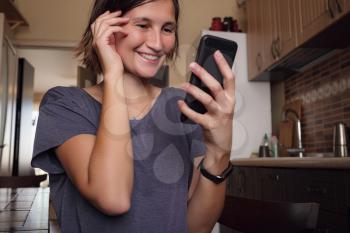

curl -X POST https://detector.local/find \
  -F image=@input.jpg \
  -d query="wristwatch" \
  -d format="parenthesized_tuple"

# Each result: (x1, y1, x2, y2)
(198, 158, 233, 184)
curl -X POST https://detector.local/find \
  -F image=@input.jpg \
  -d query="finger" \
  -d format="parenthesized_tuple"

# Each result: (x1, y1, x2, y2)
(189, 62, 223, 100)
(96, 17, 130, 37)
(96, 26, 128, 46)
(93, 10, 110, 35)
(177, 100, 206, 125)
(181, 82, 218, 113)
(94, 10, 122, 35)
(213, 50, 235, 95)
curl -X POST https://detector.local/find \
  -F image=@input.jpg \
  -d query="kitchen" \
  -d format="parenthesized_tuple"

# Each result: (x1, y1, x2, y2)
(0, 0, 349, 232)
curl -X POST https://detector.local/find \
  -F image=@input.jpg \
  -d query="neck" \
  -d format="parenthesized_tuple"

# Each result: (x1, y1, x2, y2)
(99, 72, 155, 105)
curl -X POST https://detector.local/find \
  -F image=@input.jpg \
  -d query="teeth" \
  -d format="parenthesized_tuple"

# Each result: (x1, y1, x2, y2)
(139, 53, 160, 61)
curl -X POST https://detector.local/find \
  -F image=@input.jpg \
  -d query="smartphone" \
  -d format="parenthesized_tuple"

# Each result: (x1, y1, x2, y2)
(181, 35, 238, 123)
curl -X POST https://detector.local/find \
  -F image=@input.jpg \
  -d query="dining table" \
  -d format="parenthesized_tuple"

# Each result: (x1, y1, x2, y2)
(0, 187, 49, 232)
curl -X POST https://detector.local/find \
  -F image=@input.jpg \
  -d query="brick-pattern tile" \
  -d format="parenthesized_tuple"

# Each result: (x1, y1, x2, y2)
(284, 47, 350, 153)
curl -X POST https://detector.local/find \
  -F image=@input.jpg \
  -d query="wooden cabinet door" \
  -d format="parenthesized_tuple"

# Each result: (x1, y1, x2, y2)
(246, 0, 272, 80)
(295, 0, 339, 44)
(336, 0, 350, 18)
(272, 0, 297, 59)
(257, 168, 288, 201)
(229, 167, 257, 199)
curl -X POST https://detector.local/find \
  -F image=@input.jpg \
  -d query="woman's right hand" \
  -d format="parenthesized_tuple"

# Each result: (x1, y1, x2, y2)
(91, 10, 129, 76)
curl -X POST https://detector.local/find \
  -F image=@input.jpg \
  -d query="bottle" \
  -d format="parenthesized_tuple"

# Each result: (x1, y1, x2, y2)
(270, 135, 279, 158)
(259, 134, 270, 157)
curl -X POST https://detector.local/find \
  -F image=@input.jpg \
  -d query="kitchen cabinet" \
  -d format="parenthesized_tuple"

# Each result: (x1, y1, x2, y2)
(295, 0, 340, 44)
(334, 0, 350, 19)
(247, 0, 297, 80)
(229, 166, 257, 199)
(271, 0, 297, 59)
(246, 0, 268, 80)
(247, 0, 350, 81)
(257, 168, 290, 201)
(227, 166, 350, 233)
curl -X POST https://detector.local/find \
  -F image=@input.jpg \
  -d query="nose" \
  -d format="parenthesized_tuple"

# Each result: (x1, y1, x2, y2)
(146, 29, 162, 52)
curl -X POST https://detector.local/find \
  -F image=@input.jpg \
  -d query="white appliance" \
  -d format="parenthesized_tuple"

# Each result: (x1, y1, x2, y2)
(201, 30, 272, 159)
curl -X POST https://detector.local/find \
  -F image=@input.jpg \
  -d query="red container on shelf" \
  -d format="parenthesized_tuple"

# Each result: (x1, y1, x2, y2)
(210, 17, 223, 31)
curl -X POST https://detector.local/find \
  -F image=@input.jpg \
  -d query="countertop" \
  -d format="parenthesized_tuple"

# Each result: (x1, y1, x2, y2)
(231, 157, 350, 169)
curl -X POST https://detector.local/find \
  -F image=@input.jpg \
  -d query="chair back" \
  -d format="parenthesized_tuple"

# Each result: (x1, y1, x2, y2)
(218, 195, 319, 233)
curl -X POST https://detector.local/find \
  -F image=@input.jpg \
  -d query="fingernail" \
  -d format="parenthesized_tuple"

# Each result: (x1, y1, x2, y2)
(181, 82, 190, 89)
(189, 62, 197, 70)
(215, 50, 223, 58)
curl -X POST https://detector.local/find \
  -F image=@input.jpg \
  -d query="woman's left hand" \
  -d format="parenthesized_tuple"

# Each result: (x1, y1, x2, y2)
(178, 50, 235, 161)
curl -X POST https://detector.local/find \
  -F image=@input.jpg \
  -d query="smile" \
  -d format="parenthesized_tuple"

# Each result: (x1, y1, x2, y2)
(137, 52, 162, 62)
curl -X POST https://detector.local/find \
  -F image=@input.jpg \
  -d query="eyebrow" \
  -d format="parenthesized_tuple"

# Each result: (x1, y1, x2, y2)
(130, 17, 176, 26)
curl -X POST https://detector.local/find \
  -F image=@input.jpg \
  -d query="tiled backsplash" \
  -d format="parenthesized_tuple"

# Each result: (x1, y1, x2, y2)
(285, 47, 350, 153)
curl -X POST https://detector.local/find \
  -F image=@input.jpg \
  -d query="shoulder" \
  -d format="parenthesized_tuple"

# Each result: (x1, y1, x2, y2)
(40, 86, 91, 112)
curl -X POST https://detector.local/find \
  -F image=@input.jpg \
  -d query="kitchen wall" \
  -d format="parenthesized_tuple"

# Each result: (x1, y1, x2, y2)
(283, 47, 350, 153)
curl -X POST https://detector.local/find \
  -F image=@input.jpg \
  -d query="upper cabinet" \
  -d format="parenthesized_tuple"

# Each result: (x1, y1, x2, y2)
(247, 0, 297, 81)
(247, 0, 350, 81)
(272, 0, 297, 59)
(295, 0, 339, 44)
(246, 0, 268, 80)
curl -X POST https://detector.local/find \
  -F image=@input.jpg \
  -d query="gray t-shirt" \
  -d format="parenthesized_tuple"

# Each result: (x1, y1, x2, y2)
(31, 86, 206, 233)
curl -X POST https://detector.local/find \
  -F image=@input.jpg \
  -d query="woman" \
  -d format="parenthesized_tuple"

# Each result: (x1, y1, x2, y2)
(32, 0, 236, 232)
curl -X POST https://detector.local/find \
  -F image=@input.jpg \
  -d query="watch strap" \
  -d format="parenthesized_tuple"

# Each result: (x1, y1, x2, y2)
(198, 157, 233, 184)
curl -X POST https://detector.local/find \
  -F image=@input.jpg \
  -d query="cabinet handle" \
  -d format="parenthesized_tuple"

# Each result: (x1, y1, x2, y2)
(256, 53, 262, 71)
(271, 40, 277, 60)
(275, 37, 281, 58)
(327, 0, 335, 18)
(0, 144, 6, 149)
(306, 186, 327, 195)
(335, 0, 343, 13)
(268, 174, 280, 181)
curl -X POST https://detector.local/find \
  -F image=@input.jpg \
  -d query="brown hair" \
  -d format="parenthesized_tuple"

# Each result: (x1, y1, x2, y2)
(75, 0, 180, 74)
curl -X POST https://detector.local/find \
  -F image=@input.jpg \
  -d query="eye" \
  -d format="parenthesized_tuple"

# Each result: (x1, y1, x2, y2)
(163, 27, 175, 34)
(136, 24, 149, 29)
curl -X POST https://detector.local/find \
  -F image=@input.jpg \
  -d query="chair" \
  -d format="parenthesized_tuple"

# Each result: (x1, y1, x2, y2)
(0, 174, 47, 188)
(218, 195, 319, 233)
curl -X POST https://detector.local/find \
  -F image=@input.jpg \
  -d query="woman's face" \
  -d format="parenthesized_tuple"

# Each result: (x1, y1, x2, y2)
(115, 0, 176, 78)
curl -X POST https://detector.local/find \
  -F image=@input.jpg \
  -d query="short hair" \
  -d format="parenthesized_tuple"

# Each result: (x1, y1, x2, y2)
(75, 0, 180, 75)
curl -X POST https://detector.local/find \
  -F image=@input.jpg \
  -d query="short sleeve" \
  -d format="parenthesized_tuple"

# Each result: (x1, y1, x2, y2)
(31, 87, 96, 174)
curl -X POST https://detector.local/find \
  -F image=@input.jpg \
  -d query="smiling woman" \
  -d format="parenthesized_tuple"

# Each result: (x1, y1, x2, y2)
(30, 0, 236, 232)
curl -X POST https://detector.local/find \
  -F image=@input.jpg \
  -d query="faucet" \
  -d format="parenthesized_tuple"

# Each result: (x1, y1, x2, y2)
(282, 108, 304, 158)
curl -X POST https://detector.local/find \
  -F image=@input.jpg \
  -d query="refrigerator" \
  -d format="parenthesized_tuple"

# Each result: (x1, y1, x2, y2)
(13, 58, 35, 176)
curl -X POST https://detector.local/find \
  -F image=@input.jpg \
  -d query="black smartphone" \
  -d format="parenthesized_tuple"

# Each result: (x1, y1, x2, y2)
(181, 35, 238, 123)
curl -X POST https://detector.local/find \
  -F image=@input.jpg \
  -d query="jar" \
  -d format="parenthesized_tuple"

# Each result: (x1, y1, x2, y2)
(210, 17, 223, 31)
(223, 17, 233, 32)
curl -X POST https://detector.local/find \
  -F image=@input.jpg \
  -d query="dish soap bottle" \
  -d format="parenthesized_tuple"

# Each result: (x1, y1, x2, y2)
(270, 135, 279, 157)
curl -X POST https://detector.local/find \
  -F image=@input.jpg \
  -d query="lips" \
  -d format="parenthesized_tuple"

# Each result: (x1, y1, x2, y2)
(137, 52, 163, 64)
